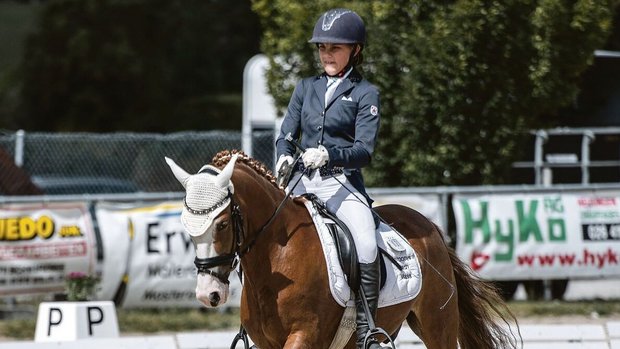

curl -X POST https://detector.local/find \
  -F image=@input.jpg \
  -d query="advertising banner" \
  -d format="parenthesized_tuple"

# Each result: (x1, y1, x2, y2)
(0, 202, 97, 295)
(453, 192, 620, 280)
(96, 201, 197, 307)
(95, 201, 242, 308)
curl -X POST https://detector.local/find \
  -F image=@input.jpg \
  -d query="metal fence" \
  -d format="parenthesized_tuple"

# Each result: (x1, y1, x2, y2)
(512, 127, 620, 185)
(0, 129, 275, 194)
(2, 126, 618, 194)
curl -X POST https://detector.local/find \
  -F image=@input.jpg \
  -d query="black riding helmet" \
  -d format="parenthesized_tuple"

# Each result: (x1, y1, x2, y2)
(309, 8, 366, 45)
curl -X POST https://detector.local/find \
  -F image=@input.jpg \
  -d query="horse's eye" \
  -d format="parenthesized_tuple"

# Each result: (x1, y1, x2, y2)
(216, 221, 229, 231)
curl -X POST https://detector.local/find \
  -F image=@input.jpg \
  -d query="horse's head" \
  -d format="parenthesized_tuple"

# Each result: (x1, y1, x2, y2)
(165, 154, 240, 307)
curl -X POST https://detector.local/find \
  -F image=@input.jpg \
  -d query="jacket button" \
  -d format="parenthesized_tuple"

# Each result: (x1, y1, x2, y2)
(320, 111, 325, 117)
(317, 126, 322, 130)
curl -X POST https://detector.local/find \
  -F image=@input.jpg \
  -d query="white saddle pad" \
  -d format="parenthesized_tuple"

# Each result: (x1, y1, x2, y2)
(303, 201, 422, 308)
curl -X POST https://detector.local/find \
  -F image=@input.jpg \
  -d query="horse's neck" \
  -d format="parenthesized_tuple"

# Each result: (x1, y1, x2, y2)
(234, 168, 284, 255)
(234, 170, 283, 224)
(234, 174, 308, 284)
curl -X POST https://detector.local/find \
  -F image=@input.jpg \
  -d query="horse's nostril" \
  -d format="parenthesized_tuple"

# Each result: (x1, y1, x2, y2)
(209, 292, 221, 306)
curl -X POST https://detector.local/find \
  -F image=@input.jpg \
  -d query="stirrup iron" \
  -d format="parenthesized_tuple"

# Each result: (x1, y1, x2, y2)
(359, 288, 395, 349)
(363, 327, 395, 349)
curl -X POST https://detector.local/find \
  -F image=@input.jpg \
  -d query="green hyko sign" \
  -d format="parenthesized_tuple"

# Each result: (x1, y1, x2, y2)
(456, 195, 567, 273)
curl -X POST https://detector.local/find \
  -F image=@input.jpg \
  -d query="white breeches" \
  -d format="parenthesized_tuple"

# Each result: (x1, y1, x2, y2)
(290, 170, 378, 263)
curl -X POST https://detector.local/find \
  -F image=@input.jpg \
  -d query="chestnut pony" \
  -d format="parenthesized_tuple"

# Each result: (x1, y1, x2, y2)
(166, 150, 519, 349)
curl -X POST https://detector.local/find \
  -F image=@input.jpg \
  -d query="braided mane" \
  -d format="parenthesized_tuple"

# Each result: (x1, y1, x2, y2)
(212, 149, 279, 188)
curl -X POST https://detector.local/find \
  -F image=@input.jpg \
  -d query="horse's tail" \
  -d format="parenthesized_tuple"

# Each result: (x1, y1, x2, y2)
(448, 248, 522, 349)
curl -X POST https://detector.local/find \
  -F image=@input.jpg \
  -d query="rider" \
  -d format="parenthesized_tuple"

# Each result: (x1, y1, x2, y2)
(275, 8, 382, 349)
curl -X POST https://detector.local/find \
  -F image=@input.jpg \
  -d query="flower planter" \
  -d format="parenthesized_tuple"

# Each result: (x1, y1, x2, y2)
(65, 272, 99, 302)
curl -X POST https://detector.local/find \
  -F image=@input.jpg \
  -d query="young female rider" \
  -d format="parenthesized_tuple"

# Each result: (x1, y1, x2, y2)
(275, 8, 382, 349)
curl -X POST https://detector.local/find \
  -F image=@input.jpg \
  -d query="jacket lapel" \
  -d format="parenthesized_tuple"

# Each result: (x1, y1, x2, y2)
(313, 77, 327, 109)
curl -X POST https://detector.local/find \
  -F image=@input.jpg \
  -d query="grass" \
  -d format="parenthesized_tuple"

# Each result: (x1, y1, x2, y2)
(117, 307, 241, 334)
(1, 300, 620, 340)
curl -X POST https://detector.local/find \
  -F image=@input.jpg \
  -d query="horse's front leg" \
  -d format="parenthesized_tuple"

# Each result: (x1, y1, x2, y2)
(283, 332, 313, 349)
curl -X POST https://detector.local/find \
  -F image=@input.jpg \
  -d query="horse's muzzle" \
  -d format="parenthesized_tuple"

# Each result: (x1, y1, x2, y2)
(196, 273, 229, 308)
(197, 289, 225, 307)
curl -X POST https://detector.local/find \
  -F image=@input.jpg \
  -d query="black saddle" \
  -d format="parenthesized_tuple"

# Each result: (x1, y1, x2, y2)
(302, 194, 388, 291)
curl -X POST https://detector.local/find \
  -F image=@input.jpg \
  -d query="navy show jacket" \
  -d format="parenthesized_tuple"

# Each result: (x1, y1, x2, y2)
(276, 68, 380, 200)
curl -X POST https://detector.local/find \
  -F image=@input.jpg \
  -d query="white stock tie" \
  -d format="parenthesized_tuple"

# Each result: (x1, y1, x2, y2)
(325, 76, 341, 107)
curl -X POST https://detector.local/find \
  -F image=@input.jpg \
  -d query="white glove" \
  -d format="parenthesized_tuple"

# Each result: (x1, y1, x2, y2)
(302, 146, 329, 169)
(276, 155, 294, 174)
(276, 154, 295, 187)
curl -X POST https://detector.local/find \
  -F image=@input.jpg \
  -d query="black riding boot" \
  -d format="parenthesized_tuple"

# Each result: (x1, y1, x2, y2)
(355, 255, 382, 349)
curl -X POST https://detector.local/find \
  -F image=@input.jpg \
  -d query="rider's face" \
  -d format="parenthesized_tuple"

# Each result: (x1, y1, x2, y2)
(318, 43, 355, 76)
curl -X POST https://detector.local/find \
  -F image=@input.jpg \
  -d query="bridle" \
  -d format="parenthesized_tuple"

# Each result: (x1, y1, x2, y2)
(185, 190, 244, 285)
(184, 158, 307, 287)
(185, 186, 288, 285)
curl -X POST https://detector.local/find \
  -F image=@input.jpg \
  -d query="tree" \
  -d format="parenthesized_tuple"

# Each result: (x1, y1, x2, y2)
(252, 0, 617, 186)
(12, 0, 260, 132)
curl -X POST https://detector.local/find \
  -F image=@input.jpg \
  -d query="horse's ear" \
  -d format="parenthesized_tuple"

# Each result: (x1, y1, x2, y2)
(165, 157, 190, 188)
(214, 154, 238, 189)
